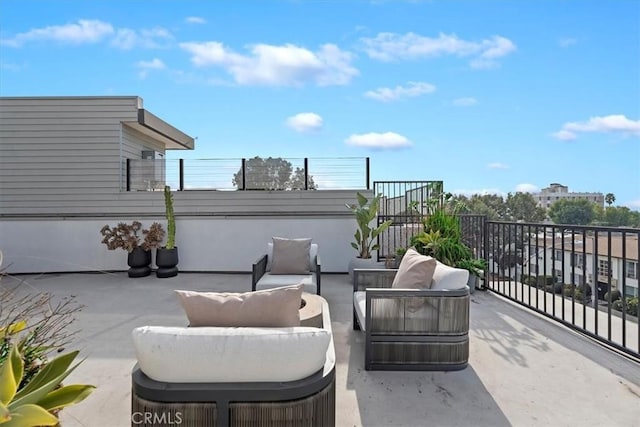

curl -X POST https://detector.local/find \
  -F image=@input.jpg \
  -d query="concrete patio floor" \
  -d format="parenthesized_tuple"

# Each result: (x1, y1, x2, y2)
(2, 272, 639, 427)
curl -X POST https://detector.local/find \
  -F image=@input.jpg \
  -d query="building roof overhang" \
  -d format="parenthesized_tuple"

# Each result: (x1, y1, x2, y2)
(124, 109, 195, 150)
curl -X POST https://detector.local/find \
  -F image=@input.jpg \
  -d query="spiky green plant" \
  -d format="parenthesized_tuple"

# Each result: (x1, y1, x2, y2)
(345, 192, 393, 259)
(163, 186, 175, 249)
(0, 344, 94, 426)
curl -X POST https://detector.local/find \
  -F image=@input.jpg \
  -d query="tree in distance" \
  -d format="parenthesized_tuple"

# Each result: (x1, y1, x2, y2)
(232, 156, 317, 190)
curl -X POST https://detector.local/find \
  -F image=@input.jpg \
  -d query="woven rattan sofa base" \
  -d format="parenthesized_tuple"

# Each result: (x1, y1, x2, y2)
(132, 366, 335, 427)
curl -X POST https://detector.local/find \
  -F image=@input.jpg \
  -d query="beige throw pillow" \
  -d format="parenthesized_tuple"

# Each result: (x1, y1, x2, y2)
(175, 284, 303, 327)
(391, 248, 437, 311)
(270, 237, 312, 275)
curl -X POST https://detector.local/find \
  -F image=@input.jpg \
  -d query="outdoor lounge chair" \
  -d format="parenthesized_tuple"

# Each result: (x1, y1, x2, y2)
(353, 262, 470, 371)
(252, 238, 321, 295)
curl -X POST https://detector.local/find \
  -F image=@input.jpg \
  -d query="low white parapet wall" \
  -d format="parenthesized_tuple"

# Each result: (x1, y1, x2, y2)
(0, 216, 358, 274)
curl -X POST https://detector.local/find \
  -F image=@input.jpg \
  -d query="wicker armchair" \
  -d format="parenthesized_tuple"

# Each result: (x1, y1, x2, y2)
(353, 267, 470, 371)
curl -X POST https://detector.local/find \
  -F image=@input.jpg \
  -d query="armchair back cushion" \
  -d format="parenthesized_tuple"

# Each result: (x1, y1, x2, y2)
(267, 241, 319, 272)
(391, 248, 437, 290)
(391, 248, 437, 311)
(270, 237, 312, 274)
(175, 284, 303, 327)
(431, 261, 469, 290)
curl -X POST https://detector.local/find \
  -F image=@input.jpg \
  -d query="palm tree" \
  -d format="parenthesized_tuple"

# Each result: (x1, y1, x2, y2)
(605, 193, 615, 207)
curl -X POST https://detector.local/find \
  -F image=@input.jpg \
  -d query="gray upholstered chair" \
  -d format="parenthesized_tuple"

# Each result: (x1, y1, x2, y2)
(353, 261, 470, 371)
(252, 242, 321, 295)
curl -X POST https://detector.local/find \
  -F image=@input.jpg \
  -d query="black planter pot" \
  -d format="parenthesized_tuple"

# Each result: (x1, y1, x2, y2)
(127, 247, 151, 278)
(156, 247, 179, 278)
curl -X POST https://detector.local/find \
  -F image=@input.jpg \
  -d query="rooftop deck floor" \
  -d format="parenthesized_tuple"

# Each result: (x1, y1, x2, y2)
(3, 272, 639, 427)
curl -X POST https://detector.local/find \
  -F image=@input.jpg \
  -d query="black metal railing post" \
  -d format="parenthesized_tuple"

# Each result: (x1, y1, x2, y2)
(365, 157, 370, 190)
(179, 159, 184, 191)
(304, 158, 309, 190)
(126, 159, 131, 191)
(241, 158, 246, 191)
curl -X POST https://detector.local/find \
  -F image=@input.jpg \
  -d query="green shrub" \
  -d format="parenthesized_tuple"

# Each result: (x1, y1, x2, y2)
(604, 290, 621, 302)
(563, 284, 575, 297)
(610, 297, 637, 316)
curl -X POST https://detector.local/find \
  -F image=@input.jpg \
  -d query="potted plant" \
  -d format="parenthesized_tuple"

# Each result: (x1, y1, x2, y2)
(100, 221, 164, 277)
(408, 193, 487, 292)
(156, 186, 179, 278)
(345, 192, 393, 278)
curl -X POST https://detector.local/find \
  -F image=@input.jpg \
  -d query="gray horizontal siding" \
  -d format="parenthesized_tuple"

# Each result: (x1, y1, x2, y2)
(0, 97, 142, 212)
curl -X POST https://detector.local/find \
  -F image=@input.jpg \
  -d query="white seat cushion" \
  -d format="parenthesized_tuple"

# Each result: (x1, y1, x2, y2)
(354, 291, 367, 331)
(132, 326, 331, 383)
(256, 272, 316, 294)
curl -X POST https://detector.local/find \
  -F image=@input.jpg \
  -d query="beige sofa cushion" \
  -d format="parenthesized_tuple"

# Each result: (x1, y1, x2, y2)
(175, 284, 303, 327)
(270, 237, 312, 274)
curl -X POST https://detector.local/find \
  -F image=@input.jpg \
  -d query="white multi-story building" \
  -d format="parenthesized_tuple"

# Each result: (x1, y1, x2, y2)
(534, 183, 604, 209)
(522, 234, 639, 299)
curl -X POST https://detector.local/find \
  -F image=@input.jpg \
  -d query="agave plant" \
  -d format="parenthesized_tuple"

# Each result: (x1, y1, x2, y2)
(0, 344, 94, 426)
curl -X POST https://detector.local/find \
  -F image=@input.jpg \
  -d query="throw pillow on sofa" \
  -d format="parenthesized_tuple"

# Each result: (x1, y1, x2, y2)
(175, 284, 303, 327)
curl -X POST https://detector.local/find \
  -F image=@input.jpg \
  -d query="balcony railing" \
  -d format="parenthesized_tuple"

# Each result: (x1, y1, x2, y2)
(483, 220, 639, 360)
(125, 157, 370, 191)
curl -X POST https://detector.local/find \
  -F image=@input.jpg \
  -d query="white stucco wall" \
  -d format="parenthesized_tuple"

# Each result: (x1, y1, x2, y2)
(0, 216, 358, 274)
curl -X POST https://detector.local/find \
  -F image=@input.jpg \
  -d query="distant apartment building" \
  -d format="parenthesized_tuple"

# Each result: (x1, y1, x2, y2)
(522, 234, 639, 299)
(534, 183, 604, 209)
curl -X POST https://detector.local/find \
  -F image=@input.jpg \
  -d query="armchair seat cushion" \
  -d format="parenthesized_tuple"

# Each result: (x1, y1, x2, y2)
(255, 273, 317, 293)
(354, 291, 367, 331)
(132, 326, 331, 383)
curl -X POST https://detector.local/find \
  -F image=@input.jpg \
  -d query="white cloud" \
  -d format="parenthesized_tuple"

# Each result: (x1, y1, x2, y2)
(179, 41, 358, 86)
(552, 129, 577, 141)
(1, 19, 114, 47)
(559, 37, 577, 48)
(553, 114, 640, 140)
(185, 17, 206, 24)
(136, 58, 166, 79)
(453, 97, 478, 107)
(0, 62, 22, 72)
(0, 19, 173, 50)
(345, 132, 412, 149)
(364, 81, 435, 102)
(626, 199, 640, 211)
(111, 27, 173, 50)
(286, 112, 323, 133)
(360, 32, 516, 68)
(488, 162, 509, 169)
(515, 183, 539, 193)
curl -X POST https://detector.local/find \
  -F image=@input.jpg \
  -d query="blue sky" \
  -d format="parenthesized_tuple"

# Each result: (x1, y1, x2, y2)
(1, 0, 639, 208)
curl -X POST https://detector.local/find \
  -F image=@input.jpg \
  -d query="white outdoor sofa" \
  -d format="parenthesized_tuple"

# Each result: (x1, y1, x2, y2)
(131, 297, 336, 427)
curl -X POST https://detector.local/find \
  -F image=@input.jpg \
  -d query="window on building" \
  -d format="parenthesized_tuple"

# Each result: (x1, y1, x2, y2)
(626, 261, 637, 280)
(573, 274, 584, 285)
(571, 253, 584, 267)
(554, 250, 563, 260)
(554, 269, 562, 281)
(598, 260, 610, 277)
